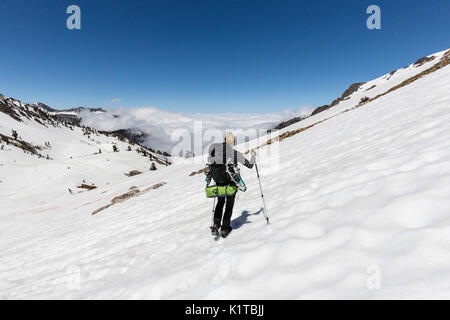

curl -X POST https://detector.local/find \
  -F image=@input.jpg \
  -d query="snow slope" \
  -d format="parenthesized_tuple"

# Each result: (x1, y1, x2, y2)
(0, 97, 170, 193)
(1, 49, 450, 299)
(271, 49, 450, 138)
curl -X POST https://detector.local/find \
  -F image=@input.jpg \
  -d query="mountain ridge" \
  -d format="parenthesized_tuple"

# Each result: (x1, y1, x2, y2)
(272, 49, 450, 130)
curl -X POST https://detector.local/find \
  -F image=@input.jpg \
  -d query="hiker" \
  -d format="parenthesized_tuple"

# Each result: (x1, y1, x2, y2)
(207, 132, 256, 238)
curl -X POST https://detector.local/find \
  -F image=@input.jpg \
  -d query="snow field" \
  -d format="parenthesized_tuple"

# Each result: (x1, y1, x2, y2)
(1, 50, 450, 299)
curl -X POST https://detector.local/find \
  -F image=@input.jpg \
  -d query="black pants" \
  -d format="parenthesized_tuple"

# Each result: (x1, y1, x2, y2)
(213, 194, 236, 230)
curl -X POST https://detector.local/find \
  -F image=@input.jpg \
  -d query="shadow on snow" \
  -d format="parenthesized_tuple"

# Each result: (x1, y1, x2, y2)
(231, 208, 263, 230)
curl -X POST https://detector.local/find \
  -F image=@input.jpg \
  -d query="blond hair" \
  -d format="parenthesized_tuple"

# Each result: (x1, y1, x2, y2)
(225, 132, 236, 147)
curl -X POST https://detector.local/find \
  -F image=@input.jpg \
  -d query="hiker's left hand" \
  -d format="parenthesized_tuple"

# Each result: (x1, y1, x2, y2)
(251, 149, 256, 157)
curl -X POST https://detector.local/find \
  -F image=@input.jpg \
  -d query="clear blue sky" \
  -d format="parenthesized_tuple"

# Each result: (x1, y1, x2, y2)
(0, 0, 449, 112)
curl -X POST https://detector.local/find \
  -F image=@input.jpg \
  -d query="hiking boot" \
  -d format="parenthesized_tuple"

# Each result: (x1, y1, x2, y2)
(221, 227, 232, 238)
(210, 224, 220, 236)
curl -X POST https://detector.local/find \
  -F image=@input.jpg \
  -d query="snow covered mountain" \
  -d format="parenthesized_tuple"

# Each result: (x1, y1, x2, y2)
(1, 48, 449, 299)
(26, 102, 106, 124)
(273, 50, 450, 130)
(0, 95, 171, 193)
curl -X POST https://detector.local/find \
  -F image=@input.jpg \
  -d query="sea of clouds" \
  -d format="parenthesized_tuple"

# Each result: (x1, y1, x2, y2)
(79, 106, 312, 156)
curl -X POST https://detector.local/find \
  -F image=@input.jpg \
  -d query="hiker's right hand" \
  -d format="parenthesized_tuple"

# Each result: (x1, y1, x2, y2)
(251, 149, 256, 157)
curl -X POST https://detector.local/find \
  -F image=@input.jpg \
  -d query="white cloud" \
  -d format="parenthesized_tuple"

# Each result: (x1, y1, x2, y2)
(297, 106, 314, 116)
(106, 98, 121, 107)
(79, 106, 304, 154)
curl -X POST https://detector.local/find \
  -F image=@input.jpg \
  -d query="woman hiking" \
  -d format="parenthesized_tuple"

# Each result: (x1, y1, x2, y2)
(207, 132, 256, 238)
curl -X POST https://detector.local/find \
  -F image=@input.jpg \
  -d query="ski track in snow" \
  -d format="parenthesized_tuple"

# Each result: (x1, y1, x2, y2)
(1, 52, 450, 299)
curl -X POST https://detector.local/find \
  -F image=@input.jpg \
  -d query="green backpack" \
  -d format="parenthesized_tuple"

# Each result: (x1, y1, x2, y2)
(204, 143, 243, 198)
(205, 185, 238, 198)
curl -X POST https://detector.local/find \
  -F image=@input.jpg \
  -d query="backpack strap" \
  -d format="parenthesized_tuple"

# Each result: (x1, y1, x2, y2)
(223, 142, 226, 165)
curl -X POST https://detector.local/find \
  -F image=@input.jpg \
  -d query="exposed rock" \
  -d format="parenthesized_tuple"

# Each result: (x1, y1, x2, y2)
(124, 170, 143, 177)
(311, 104, 330, 116)
(0, 132, 44, 157)
(414, 55, 435, 67)
(271, 115, 308, 131)
(302, 82, 365, 117)
(77, 184, 97, 190)
(360, 96, 370, 103)
(189, 168, 206, 176)
(340, 82, 366, 100)
(387, 70, 397, 80)
(92, 182, 167, 215)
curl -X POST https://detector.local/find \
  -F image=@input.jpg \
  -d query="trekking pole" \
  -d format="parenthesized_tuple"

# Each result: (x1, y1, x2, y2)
(255, 160, 270, 224)
(210, 197, 216, 227)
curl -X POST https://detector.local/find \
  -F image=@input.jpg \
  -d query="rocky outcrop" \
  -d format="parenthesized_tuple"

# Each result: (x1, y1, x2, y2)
(274, 81, 366, 127)
(271, 115, 308, 131)
(414, 55, 435, 67)
(311, 104, 331, 116)
(91, 182, 167, 215)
